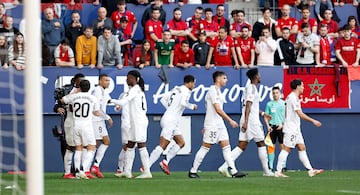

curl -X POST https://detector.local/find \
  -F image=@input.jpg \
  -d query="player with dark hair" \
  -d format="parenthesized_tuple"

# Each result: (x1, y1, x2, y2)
(264, 86, 286, 172)
(148, 75, 197, 175)
(90, 74, 113, 178)
(189, 71, 246, 179)
(110, 70, 151, 178)
(218, 68, 274, 177)
(54, 73, 84, 179)
(62, 79, 102, 179)
(275, 79, 323, 177)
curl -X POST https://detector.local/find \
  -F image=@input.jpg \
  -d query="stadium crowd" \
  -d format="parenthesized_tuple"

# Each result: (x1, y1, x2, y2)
(0, 0, 359, 70)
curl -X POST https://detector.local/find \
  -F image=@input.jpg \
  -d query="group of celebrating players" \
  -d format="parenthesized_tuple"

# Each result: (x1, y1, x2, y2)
(54, 67, 324, 179)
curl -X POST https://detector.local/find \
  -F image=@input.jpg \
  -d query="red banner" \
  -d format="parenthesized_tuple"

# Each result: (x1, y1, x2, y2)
(283, 67, 350, 108)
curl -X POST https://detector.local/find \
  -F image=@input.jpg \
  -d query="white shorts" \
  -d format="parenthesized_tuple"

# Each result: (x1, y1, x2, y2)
(121, 126, 130, 145)
(128, 120, 148, 143)
(239, 123, 265, 143)
(283, 131, 304, 148)
(74, 123, 96, 146)
(64, 117, 75, 146)
(93, 120, 108, 140)
(160, 118, 182, 141)
(203, 126, 229, 144)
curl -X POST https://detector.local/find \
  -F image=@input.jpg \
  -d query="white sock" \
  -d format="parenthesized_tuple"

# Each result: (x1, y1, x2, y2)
(166, 144, 181, 163)
(190, 146, 209, 173)
(139, 147, 150, 173)
(83, 150, 96, 172)
(74, 150, 82, 172)
(258, 146, 270, 174)
(64, 149, 73, 174)
(276, 150, 289, 172)
(148, 146, 163, 168)
(94, 144, 109, 167)
(222, 145, 237, 175)
(81, 148, 87, 168)
(124, 147, 135, 174)
(117, 148, 126, 172)
(298, 150, 313, 170)
(219, 146, 243, 170)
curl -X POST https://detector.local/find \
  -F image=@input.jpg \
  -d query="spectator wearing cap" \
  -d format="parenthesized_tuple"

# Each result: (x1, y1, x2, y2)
(54, 38, 75, 67)
(192, 31, 210, 68)
(117, 16, 134, 66)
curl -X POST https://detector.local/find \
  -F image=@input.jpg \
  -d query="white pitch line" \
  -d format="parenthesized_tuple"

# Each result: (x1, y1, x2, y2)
(337, 190, 360, 194)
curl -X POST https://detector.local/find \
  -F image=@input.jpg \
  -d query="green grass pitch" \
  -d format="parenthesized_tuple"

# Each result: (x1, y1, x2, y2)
(2, 171, 360, 195)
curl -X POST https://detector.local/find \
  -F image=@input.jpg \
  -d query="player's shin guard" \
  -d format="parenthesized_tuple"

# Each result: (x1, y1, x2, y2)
(166, 144, 181, 163)
(298, 150, 312, 170)
(124, 147, 135, 174)
(148, 146, 163, 168)
(190, 146, 209, 173)
(276, 150, 289, 172)
(64, 149, 73, 174)
(258, 146, 271, 174)
(222, 145, 237, 174)
(139, 147, 150, 173)
(94, 144, 108, 167)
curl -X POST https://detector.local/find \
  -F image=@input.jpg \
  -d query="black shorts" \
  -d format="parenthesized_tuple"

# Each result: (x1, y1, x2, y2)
(269, 125, 284, 144)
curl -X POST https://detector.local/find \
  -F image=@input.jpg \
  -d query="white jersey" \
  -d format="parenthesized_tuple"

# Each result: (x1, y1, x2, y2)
(283, 92, 301, 133)
(160, 85, 195, 121)
(91, 85, 111, 122)
(64, 87, 80, 126)
(204, 85, 226, 128)
(119, 92, 130, 130)
(240, 83, 261, 126)
(63, 92, 100, 124)
(112, 84, 148, 129)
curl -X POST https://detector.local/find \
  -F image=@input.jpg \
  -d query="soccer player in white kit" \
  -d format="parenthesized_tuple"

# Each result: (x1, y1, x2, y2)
(90, 74, 113, 178)
(188, 71, 246, 178)
(218, 68, 274, 177)
(110, 70, 152, 179)
(115, 90, 131, 176)
(148, 75, 198, 175)
(275, 79, 324, 178)
(55, 73, 84, 179)
(62, 79, 102, 179)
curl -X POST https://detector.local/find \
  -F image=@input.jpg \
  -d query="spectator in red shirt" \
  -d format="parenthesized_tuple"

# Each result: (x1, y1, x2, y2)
(230, 10, 252, 39)
(275, 4, 299, 43)
(134, 40, 153, 69)
(54, 38, 75, 67)
(298, 6, 318, 34)
(0, 3, 7, 29)
(144, 7, 163, 49)
(319, 24, 332, 66)
(200, 8, 218, 45)
(319, 9, 339, 39)
(167, 7, 189, 49)
(335, 24, 360, 67)
(213, 4, 230, 31)
(235, 26, 255, 68)
(111, 0, 138, 38)
(174, 40, 194, 69)
(186, 6, 203, 46)
(206, 26, 239, 69)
